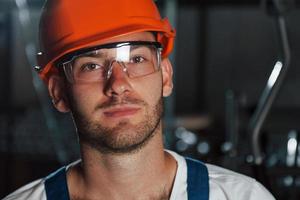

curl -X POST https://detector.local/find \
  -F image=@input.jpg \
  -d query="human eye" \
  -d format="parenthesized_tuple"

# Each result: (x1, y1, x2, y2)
(130, 55, 146, 64)
(81, 63, 103, 72)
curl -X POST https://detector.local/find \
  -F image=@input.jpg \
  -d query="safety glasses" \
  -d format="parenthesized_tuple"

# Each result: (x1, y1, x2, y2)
(57, 41, 162, 84)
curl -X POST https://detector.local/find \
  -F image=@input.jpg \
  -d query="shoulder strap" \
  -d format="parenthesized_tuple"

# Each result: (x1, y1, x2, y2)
(44, 167, 70, 200)
(44, 158, 209, 200)
(185, 157, 209, 200)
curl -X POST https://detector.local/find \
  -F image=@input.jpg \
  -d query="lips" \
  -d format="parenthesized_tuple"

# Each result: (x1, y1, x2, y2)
(103, 106, 141, 118)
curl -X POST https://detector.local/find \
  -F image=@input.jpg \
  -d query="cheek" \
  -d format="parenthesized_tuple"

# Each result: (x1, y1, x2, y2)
(133, 75, 163, 106)
(69, 84, 103, 114)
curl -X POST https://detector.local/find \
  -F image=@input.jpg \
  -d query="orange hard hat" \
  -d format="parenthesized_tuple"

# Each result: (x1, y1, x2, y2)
(36, 0, 176, 83)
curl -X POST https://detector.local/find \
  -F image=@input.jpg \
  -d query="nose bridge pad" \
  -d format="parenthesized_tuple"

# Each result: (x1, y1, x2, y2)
(106, 61, 128, 80)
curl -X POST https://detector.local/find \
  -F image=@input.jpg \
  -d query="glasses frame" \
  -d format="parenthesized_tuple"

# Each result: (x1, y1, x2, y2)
(56, 41, 163, 83)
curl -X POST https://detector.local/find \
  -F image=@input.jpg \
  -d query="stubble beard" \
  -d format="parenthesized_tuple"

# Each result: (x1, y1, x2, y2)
(70, 96, 163, 155)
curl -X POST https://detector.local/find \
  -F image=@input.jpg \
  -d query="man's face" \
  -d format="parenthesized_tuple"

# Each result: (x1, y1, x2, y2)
(50, 32, 173, 154)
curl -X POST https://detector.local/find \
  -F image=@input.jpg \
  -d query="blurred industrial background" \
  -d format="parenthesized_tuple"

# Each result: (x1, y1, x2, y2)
(1, 0, 300, 199)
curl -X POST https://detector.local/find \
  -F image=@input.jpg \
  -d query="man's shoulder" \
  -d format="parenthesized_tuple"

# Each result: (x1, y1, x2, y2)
(206, 164, 275, 200)
(167, 151, 275, 199)
(2, 178, 46, 200)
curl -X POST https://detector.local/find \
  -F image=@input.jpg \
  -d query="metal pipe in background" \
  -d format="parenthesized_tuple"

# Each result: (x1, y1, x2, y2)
(249, 0, 292, 165)
(223, 90, 239, 157)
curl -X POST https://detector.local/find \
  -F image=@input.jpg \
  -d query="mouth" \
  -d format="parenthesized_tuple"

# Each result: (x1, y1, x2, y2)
(103, 106, 141, 118)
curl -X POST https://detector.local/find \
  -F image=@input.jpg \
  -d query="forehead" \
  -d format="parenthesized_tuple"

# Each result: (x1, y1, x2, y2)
(95, 32, 156, 45)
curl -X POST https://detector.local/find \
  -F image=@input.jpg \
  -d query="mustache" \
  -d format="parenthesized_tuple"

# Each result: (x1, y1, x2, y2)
(96, 96, 146, 110)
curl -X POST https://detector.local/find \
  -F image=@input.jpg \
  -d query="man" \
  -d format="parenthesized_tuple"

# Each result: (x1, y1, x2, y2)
(4, 0, 275, 199)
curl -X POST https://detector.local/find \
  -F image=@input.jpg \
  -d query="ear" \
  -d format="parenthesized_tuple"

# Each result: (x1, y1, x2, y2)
(161, 58, 173, 97)
(48, 75, 70, 113)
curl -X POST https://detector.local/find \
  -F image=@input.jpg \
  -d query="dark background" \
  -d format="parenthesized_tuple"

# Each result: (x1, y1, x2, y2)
(1, 0, 300, 199)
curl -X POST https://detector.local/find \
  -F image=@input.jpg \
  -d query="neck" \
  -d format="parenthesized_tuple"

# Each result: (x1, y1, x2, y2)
(67, 123, 177, 200)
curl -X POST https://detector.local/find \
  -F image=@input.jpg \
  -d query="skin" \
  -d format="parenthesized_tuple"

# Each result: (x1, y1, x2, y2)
(48, 32, 176, 200)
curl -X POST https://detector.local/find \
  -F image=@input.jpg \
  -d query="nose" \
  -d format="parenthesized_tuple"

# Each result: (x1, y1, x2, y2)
(104, 61, 132, 97)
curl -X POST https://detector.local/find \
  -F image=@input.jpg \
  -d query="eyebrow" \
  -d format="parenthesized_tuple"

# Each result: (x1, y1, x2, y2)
(130, 45, 151, 51)
(78, 50, 106, 58)
(75, 44, 152, 60)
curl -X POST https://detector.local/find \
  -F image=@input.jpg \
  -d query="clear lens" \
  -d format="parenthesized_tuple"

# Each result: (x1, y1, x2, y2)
(62, 42, 162, 83)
